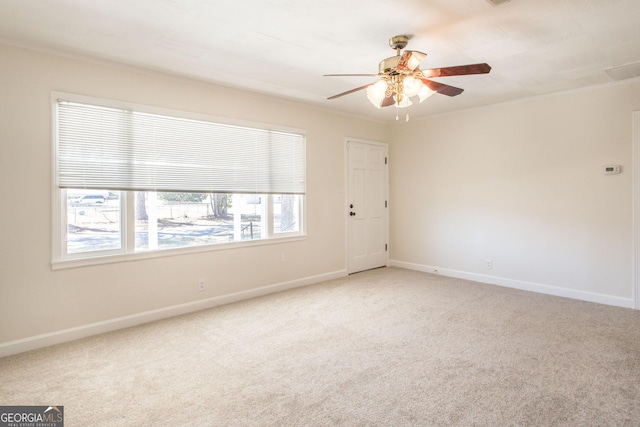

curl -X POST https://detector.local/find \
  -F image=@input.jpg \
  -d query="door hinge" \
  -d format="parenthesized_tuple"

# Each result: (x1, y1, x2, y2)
(385, 200, 388, 208)
(385, 157, 388, 165)
(385, 244, 388, 251)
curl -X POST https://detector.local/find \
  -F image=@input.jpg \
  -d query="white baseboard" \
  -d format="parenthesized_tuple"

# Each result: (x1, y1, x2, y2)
(0, 269, 347, 358)
(390, 260, 634, 309)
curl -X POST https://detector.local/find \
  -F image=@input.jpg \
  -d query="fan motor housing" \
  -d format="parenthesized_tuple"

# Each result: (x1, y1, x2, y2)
(379, 56, 402, 75)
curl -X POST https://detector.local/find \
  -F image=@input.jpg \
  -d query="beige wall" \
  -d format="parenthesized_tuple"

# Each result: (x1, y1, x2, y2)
(2, 41, 639, 351)
(0, 44, 389, 345)
(390, 81, 640, 305)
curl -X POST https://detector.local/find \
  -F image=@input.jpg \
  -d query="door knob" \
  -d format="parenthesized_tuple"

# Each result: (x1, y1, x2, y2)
(350, 204, 354, 208)
(350, 212, 356, 216)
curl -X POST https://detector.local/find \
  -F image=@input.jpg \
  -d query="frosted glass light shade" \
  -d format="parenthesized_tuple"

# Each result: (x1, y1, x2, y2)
(403, 76, 423, 97)
(393, 95, 413, 108)
(366, 80, 388, 108)
(418, 85, 437, 103)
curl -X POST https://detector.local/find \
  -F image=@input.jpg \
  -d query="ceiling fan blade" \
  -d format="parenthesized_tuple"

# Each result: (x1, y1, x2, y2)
(381, 93, 396, 107)
(397, 50, 427, 72)
(419, 63, 491, 78)
(324, 73, 380, 77)
(421, 79, 464, 97)
(327, 82, 376, 100)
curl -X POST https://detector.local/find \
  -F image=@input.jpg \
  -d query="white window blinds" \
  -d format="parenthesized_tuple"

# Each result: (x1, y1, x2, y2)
(56, 100, 306, 195)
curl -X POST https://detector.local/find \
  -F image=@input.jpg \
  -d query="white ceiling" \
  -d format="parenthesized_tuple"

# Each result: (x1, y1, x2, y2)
(2, 0, 640, 121)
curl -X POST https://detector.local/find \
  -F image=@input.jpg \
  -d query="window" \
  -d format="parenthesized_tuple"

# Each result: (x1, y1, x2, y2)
(53, 93, 305, 266)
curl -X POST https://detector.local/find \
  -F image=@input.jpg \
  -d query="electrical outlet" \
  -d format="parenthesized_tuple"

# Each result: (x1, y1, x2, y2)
(485, 259, 492, 269)
(198, 279, 205, 291)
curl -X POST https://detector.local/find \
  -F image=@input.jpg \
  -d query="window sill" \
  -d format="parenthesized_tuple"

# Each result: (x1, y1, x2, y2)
(51, 234, 307, 270)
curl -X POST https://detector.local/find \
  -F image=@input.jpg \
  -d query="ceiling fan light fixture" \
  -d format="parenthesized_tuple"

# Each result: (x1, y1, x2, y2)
(325, 35, 491, 119)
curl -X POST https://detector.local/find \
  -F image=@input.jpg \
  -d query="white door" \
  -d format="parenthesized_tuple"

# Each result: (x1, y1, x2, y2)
(347, 140, 388, 274)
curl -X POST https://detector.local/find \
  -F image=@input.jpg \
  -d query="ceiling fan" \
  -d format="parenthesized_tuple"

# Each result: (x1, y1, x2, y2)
(325, 35, 491, 119)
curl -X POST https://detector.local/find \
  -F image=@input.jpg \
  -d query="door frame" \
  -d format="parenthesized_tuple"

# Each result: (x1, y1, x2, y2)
(344, 137, 389, 274)
(633, 111, 640, 309)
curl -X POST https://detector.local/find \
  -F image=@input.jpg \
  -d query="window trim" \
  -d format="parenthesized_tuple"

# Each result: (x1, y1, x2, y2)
(52, 232, 307, 270)
(51, 92, 307, 269)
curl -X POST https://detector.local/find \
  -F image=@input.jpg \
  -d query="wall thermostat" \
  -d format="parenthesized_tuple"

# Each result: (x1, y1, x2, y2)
(604, 165, 621, 175)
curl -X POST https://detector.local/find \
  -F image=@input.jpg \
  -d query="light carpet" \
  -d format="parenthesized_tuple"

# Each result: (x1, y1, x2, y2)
(1, 267, 639, 426)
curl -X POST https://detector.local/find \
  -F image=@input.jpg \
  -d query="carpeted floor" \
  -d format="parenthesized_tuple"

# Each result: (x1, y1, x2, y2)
(1, 267, 639, 426)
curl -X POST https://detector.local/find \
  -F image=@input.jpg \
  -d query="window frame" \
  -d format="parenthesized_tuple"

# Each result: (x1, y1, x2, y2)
(51, 92, 307, 269)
